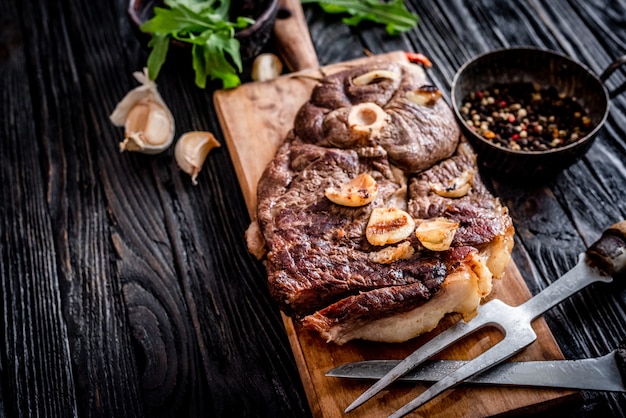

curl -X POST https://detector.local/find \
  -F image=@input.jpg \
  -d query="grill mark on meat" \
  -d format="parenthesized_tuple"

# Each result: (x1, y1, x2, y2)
(268, 248, 448, 316)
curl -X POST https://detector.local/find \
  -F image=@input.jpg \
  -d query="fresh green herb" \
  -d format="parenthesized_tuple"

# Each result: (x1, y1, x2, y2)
(301, 0, 418, 35)
(140, 0, 254, 89)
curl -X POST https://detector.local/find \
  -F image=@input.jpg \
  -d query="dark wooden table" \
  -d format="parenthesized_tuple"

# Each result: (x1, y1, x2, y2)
(2, 0, 626, 416)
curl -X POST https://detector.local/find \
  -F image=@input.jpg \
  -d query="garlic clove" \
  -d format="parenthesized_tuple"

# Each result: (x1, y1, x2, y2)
(120, 99, 173, 153)
(110, 68, 175, 154)
(325, 173, 379, 207)
(174, 131, 221, 185)
(366, 207, 416, 246)
(406, 85, 443, 107)
(251, 53, 283, 82)
(415, 217, 460, 251)
(353, 69, 400, 86)
(430, 169, 475, 198)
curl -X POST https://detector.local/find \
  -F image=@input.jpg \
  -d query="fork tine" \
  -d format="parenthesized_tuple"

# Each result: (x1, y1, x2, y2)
(388, 324, 537, 418)
(345, 302, 496, 413)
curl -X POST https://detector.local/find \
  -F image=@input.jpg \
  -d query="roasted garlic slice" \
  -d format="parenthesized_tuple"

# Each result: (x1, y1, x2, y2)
(353, 69, 400, 86)
(415, 217, 460, 251)
(110, 68, 175, 154)
(174, 131, 221, 185)
(369, 241, 415, 264)
(325, 173, 378, 207)
(406, 85, 443, 107)
(366, 207, 416, 246)
(430, 169, 475, 198)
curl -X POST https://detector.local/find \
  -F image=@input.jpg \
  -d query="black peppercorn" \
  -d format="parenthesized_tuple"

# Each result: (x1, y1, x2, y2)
(461, 82, 591, 151)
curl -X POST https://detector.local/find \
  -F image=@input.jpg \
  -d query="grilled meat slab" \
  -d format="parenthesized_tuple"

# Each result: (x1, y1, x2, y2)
(246, 60, 513, 344)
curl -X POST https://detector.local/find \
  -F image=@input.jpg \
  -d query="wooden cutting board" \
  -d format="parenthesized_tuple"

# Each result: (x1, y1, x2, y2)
(213, 51, 580, 417)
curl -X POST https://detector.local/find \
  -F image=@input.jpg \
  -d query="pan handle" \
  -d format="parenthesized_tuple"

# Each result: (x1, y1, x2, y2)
(600, 55, 626, 82)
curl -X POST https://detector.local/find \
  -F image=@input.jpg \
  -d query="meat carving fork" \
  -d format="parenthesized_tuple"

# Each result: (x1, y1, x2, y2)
(346, 221, 626, 417)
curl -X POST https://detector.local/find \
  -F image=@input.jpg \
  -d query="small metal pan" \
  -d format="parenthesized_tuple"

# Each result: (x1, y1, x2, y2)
(451, 47, 626, 179)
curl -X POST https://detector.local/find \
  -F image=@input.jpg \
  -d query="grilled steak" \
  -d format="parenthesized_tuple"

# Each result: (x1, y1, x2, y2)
(256, 138, 448, 316)
(246, 60, 514, 344)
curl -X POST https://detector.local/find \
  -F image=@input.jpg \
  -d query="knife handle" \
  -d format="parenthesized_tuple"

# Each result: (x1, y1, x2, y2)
(586, 221, 626, 280)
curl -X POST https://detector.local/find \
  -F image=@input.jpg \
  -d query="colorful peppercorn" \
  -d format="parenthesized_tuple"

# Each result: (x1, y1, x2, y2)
(461, 82, 592, 151)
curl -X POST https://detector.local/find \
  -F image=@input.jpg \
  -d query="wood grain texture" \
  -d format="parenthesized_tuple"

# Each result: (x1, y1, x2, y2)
(2, 0, 310, 417)
(214, 52, 578, 417)
(1, 0, 625, 417)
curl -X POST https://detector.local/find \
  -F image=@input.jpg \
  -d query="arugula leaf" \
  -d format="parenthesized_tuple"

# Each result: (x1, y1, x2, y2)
(192, 33, 242, 89)
(140, 0, 254, 89)
(146, 34, 170, 81)
(301, 0, 418, 35)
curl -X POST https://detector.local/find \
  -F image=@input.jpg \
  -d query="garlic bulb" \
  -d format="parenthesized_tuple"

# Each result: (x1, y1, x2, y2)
(251, 53, 283, 82)
(174, 131, 221, 185)
(110, 68, 175, 154)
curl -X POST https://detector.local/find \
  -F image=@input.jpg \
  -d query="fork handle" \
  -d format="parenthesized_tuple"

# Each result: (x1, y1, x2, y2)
(586, 220, 626, 280)
(521, 221, 626, 319)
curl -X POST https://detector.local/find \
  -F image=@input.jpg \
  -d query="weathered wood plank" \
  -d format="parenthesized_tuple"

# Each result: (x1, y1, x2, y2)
(1, 0, 625, 416)
(0, 0, 77, 416)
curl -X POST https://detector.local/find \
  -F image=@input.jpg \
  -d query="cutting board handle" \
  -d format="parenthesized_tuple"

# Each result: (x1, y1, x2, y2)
(273, 0, 320, 72)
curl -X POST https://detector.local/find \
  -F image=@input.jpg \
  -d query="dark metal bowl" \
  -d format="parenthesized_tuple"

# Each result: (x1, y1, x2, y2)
(127, 0, 279, 62)
(451, 47, 615, 180)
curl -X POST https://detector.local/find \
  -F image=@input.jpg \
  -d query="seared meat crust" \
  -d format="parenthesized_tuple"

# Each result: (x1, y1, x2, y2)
(257, 138, 448, 316)
(249, 59, 514, 344)
(408, 142, 511, 247)
(293, 62, 460, 173)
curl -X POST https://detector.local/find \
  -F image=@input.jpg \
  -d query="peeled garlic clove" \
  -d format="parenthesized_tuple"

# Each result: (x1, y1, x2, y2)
(175, 131, 221, 185)
(366, 207, 416, 246)
(415, 217, 460, 251)
(325, 173, 379, 207)
(110, 68, 175, 154)
(406, 85, 443, 107)
(430, 169, 475, 198)
(353, 69, 400, 86)
(348, 102, 388, 140)
(251, 53, 283, 82)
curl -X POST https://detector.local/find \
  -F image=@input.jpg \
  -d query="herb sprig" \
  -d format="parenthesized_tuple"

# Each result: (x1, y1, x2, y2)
(140, 0, 254, 89)
(301, 0, 419, 35)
